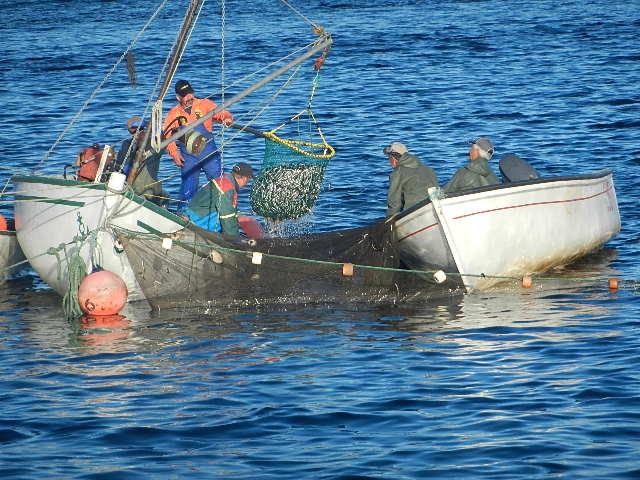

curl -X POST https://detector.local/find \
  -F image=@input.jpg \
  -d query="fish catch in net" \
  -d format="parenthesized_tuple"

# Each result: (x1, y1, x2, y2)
(251, 134, 334, 221)
(246, 55, 335, 221)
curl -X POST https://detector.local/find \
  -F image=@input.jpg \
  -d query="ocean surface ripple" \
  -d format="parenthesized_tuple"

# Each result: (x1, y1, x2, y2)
(1, 0, 640, 478)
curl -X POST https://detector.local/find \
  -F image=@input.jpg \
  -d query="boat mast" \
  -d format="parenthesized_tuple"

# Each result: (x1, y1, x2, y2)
(127, 0, 204, 183)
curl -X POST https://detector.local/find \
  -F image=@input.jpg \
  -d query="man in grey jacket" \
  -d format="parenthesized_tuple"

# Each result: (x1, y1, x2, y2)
(443, 137, 500, 194)
(384, 142, 438, 217)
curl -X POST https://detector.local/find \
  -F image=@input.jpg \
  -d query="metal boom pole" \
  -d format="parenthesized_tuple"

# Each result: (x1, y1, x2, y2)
(154, 35, 332, 154)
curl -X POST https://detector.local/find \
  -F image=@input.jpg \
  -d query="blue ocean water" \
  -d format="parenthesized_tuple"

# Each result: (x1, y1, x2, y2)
(1, 0, 640, 478)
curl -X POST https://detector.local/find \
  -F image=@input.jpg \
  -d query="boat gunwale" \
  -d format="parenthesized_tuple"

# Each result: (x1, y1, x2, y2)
(395, 169, 615, 222)
(12, 174, 188, 227)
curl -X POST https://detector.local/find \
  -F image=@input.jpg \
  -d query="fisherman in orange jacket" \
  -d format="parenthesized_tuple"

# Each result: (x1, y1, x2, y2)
(163, 80, 233, 202)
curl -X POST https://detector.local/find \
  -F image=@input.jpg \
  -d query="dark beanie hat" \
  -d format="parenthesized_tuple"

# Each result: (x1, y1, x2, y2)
(232, 162, 254, 178)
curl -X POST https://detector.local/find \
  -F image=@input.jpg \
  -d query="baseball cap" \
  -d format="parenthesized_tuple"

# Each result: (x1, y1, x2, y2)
(175, 79, 194, 96)
(470, 137, 494, 156)
(127, 116, 147, 131)
(232, 162, 254, 178)
(382, 142, 408, 156)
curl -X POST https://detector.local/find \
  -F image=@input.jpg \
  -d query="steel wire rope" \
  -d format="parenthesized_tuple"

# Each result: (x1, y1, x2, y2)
(121, 0, 206, 182)
(37, 0, 170, 171)
(279, 0, 320, 29)
(203, 40, 320, 103)
(220, 0, 226, 173)
(84, 0, 206, 201)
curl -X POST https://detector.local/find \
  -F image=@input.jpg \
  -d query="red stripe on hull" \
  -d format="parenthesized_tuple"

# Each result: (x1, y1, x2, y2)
(398, 183, 613, 243)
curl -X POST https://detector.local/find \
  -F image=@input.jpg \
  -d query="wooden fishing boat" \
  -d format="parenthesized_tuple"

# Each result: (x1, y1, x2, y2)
(12, 0, 333, 302)
(13, 174, 185, 300)
(394, 169, 621, 291)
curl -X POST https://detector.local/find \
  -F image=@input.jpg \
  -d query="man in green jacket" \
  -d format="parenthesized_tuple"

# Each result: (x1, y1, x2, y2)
(185, 162, 254, 237)
(443, 137, 500, 194)
(116, 116, 164, 204)
(384, 142, 439, 217)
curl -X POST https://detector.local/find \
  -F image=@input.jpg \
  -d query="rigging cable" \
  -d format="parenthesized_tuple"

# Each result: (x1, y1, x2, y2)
(279, 0, 319, 29)
(220, 0, 226, 173)
(37, 0, 170, 171)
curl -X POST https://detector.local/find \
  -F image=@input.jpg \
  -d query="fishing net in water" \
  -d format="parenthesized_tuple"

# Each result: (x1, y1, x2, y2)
(250, 115, 335, 221)
(117, 219, 460, 311)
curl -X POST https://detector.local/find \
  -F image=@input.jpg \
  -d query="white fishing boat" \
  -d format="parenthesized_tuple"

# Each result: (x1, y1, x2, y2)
(13, 175, 186, 300)
(12, 0, 333, 302)
(394, 168, 621, 291)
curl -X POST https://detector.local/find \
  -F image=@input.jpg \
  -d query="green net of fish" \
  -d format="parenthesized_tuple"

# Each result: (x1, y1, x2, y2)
(251, 138, 330, 221)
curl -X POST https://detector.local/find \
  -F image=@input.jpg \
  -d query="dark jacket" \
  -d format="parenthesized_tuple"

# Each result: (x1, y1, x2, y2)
(186, 174, 240, 236)
(443, 158, 500, 194)
(117, 135, 163, 203)
(387, 153, 438, 216)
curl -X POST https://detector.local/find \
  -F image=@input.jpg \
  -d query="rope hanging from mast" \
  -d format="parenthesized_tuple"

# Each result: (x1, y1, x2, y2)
(220, 0, 227, 174)
(36, 0, 169, 171)
(248, 32, 335, 221)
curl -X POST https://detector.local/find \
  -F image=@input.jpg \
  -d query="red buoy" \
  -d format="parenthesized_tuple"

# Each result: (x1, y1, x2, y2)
(78, 270, 128, 316)
(0, 214, 7, 231)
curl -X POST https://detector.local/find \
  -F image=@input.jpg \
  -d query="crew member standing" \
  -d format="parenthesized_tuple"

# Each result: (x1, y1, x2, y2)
(116, 116, 164, 204)
(163, 80, 233, 202)
(185, 162, 254, 237)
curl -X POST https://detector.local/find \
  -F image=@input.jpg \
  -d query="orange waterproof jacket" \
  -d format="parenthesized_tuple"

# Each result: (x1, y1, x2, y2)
(163, 97, 233, 161)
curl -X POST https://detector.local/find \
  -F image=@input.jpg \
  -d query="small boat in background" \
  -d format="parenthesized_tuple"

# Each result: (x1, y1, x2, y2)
(394, 166, 621, 292)
(0, 215, 26, 280)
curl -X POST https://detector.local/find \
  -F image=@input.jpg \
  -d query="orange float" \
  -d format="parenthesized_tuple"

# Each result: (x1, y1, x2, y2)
(608, 278, 619, 291)
(342, 263, 354, 277)
(521, 275, 533, 288)
(78, 270, 128, 316)
(0, 214, 7, 231)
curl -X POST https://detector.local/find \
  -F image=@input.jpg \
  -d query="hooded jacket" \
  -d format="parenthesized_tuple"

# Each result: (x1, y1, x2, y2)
(443, 158, 500, 194)
(387, 153, 438, 216)
(116, 134, 163, 204)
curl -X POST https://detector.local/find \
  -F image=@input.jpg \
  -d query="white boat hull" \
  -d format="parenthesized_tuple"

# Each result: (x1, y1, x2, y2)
(13, 175, 185, 301)
(395, 171, 621, 291)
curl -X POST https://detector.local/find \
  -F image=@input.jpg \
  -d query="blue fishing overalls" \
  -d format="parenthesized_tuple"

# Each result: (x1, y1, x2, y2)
(179, 122, 222, 202)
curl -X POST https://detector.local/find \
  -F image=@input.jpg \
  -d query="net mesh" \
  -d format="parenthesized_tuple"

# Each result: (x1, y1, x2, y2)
(250, 137, 331, 221)
(118, 221, 460, 311)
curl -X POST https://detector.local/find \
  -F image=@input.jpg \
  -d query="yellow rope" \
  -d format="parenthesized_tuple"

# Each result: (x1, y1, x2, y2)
(263, 131, 335, 160)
